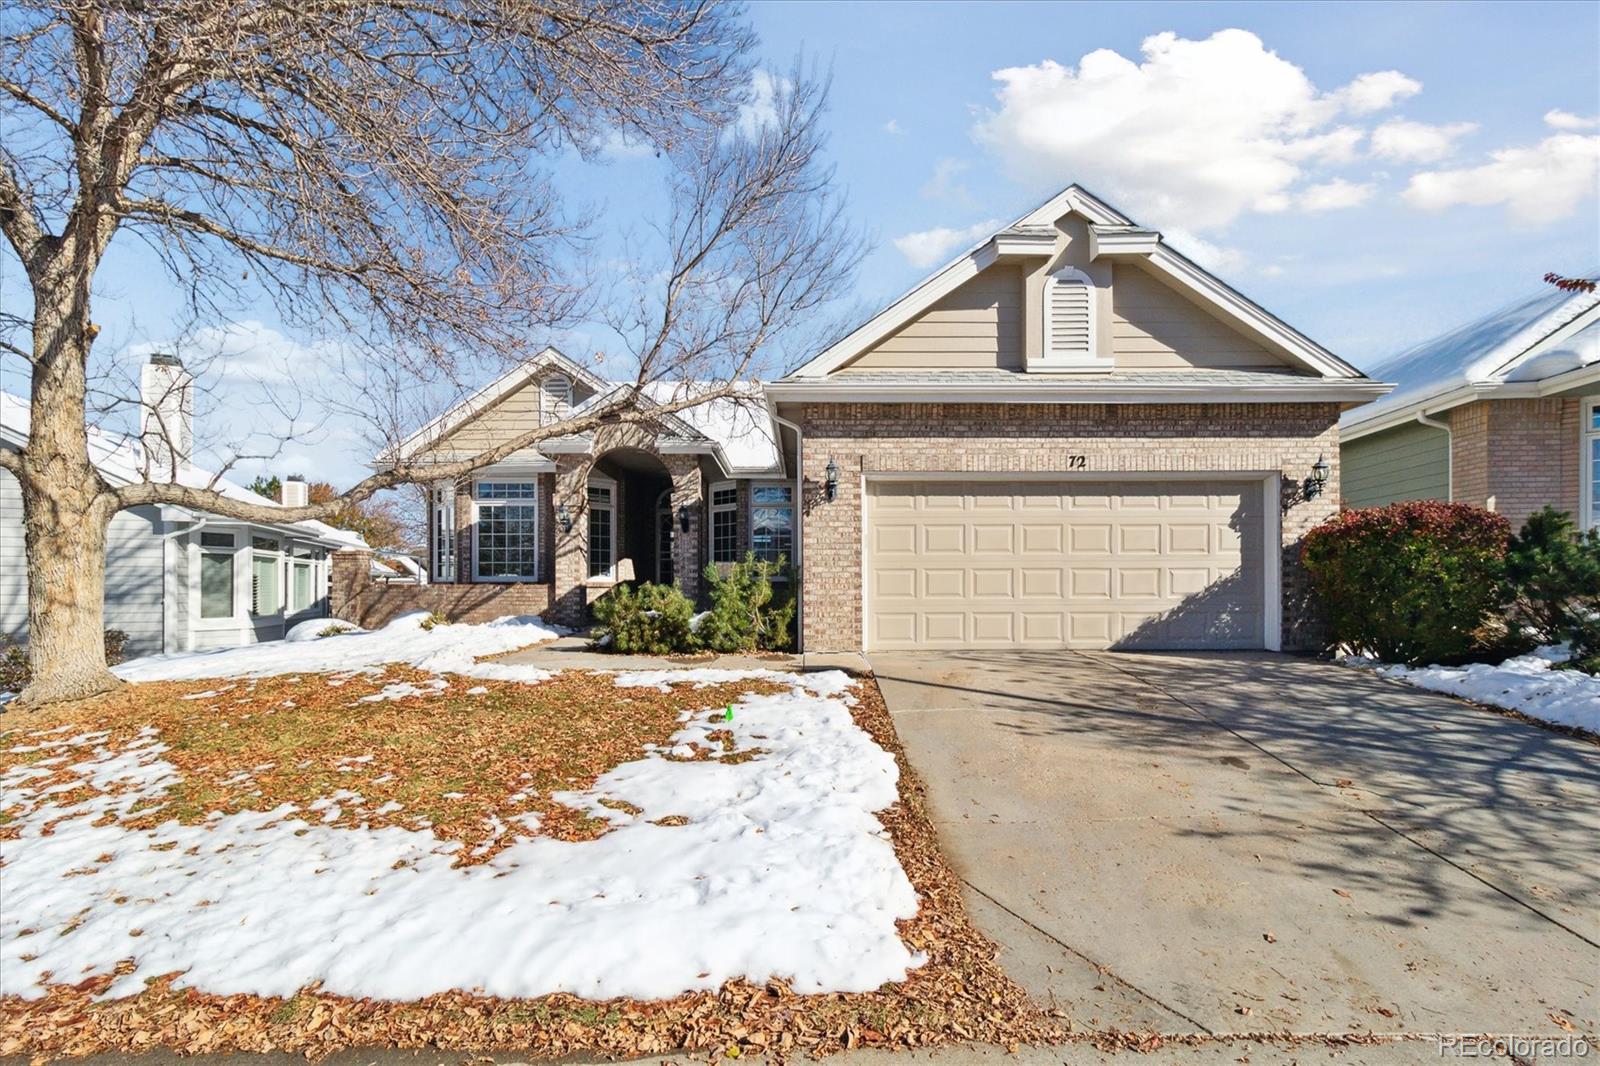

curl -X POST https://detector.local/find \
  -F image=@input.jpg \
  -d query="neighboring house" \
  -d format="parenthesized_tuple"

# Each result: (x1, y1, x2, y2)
(376, 184, 1387, 653)
(1, 356, 365, 658)
(1340, 283, 1600, 531)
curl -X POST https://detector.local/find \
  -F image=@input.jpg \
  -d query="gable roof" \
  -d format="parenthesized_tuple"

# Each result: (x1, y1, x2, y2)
(0, 391, 365, 548)
(782, 183, 1367, 383)
(1341, 281, 1600, 439)
(380, 347, 784, 477)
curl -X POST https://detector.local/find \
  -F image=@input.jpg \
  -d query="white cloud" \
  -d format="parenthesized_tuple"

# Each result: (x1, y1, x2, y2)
(921, 157, 974, 204)
(1403, 133, 1600, 225)
(1297, 178, 1377, 212)
(972, 29, 1422, 232)
(1545, 109, 1599, 131)
(598, 129, 655, 161)
(883, 119, 905, 136)
(1370, 118, 1477, 163)
(732, 70, 790, 139)
(1160, 228, 1247, 275)
(891, 218, 1002, 269)
(1326, 71, 1422, 115)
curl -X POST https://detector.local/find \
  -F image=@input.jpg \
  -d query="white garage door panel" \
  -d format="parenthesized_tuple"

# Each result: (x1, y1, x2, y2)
(867, 480, 1265, 651)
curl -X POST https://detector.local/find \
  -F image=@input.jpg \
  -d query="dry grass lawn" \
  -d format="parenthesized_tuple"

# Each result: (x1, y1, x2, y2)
(0, 669, 1065, 1062)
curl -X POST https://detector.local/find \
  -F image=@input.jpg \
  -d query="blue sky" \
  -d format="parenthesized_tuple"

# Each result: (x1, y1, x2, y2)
(3, 1, 1597, 488)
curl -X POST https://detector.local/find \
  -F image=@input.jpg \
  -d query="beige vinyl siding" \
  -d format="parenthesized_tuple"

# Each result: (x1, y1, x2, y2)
(847, 265, 1024, 369)
(1341, 421, 1450, 508)
(1111, 263, 1289, 371)
(426, 373, 596, 457)
(0, 464, 25, 639)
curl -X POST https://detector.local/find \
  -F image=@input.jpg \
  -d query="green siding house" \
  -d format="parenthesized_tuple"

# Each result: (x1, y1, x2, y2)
(1339, 282, 1600, 531)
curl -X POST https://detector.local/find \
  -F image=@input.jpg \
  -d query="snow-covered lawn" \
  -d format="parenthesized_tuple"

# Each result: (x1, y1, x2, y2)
(1, 623, 923, 1004)
(112, 612, 563, 685)
(1350, 646, 1600, 735)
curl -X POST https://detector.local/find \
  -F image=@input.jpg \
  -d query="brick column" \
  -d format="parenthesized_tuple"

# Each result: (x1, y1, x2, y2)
(666, 456, 704, 604)
(549, 455, 591, 627)
(329, 549, 373, 624)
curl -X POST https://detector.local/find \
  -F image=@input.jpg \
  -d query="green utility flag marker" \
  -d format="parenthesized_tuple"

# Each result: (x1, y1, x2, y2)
(724, 705, 734, 721)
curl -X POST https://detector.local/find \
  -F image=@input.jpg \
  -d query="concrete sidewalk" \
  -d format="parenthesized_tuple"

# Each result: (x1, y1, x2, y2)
(870, 649, 1600, 1041)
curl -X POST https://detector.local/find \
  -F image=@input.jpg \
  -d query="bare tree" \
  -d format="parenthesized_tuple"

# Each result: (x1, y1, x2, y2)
(0, 0, 858, 707)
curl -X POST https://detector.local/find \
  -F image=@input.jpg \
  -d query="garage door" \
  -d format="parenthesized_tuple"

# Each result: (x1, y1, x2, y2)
(866, 479, 1265, 651)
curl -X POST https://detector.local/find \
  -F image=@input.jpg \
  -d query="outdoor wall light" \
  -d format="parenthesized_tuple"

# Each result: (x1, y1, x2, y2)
(1305, 455, 1330, 499)
(556, 503, 573, 533)
(678, 504, 692, 533)
(824, 458, 840, 502)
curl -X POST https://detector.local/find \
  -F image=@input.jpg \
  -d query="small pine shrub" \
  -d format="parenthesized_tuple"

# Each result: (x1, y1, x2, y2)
(1302, 501, 1510, 665)
(1503, 507, 1600, 664)
(698, 553, 795, 653)
(418, 612, 451, 631)
(592, 582, 699, 654)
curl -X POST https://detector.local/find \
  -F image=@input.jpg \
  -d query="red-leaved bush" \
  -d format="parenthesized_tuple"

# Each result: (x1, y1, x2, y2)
(1302, 501, 1510, 665)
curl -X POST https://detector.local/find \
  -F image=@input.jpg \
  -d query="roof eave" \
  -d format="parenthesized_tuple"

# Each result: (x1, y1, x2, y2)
(766, 380, 1393, 404)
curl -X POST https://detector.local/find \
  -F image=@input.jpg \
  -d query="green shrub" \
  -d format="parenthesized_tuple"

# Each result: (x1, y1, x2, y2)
(698, 553, 795, 653)
(591, 581, 699, 654)
(1503, 507, 1600, 662)
(1302, 501, 1510, 665)
(418, 611, 451, 631)
(0, 628, 131, 692)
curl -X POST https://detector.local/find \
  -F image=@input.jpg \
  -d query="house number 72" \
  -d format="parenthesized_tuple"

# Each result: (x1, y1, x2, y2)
(1067, 454, 1087, 469)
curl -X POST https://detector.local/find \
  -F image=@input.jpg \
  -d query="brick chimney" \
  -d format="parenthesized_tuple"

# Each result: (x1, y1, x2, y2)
(280, 476, 309, 508)
(140, 352, 193, 479)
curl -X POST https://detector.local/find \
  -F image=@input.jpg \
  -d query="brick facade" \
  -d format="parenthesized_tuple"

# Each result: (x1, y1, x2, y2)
(788, 401, 1342, 653)
(1448, 398, 1583, 530)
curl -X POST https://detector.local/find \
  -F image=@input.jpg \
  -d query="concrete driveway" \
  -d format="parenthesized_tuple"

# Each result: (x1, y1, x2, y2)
(870, 649, 1600, 1039)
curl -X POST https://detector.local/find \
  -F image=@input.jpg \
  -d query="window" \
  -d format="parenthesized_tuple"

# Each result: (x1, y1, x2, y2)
(710, 482, 738, 562)
(251, 535, 280, 552)
(200, 531, 236, 548)
(540, 374, 573, 426)
(1586, 399, 1599, 531)
(751, 484, 794, 565)
(200, 550, 234, 619)
(587, 484, 613, 578)
(474, 481, 540, 580)
(1038, 266, 1106, 370)
(250, 552, 280, 616)
(291, 561, 314, 612)
(433, 484, 456, 582)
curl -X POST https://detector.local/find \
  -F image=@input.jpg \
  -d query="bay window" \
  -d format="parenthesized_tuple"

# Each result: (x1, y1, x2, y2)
(249, 536, 282, 616)
(474, 480, 540, 581)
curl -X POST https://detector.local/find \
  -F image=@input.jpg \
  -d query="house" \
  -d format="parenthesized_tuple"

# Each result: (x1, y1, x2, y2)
(371, 184, 1387, 653)
(1340, 282, 1600, 531)
(0, 355, 366, 658)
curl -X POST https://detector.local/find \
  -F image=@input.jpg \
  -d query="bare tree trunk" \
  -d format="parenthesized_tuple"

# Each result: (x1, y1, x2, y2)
(16, 290, 121, 707)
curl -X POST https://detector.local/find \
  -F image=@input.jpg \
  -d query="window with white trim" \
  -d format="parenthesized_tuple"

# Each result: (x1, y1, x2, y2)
(710, 482, 739, 562)
(474, 481, 540, 580)
(249, 536, 282, 616)
(540, 373, 573, 426)
(199, 530, 236, 619)
(1585, 399, 1599, 530)
(291, 548, 316, 613)
(587, 483, 614, 578)
(433, 484, 456, 582)
(1039, 266, 1106, 370)
(751, 483, 794, 566)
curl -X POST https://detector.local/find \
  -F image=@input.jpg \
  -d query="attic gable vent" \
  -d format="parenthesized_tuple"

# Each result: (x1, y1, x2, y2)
(1040, 267, 1104, 370)
(539, 373, 572, 425)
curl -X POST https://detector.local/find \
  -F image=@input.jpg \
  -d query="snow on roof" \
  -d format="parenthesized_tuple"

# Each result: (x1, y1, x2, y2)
(0, 390, 365, 548)
(1346, 281, 1600, 427)
(636, 382, 780, 474)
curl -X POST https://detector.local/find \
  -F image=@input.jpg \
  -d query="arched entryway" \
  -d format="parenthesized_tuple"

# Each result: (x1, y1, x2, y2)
(587, 448, 675, 586)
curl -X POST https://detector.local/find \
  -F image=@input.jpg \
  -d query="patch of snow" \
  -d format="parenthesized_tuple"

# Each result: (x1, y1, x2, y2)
(1350, 647, 1600, 734)
(287, 619, 361, 642)
(114, 615, 563, 684)
(0, 675, 921, 1002)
